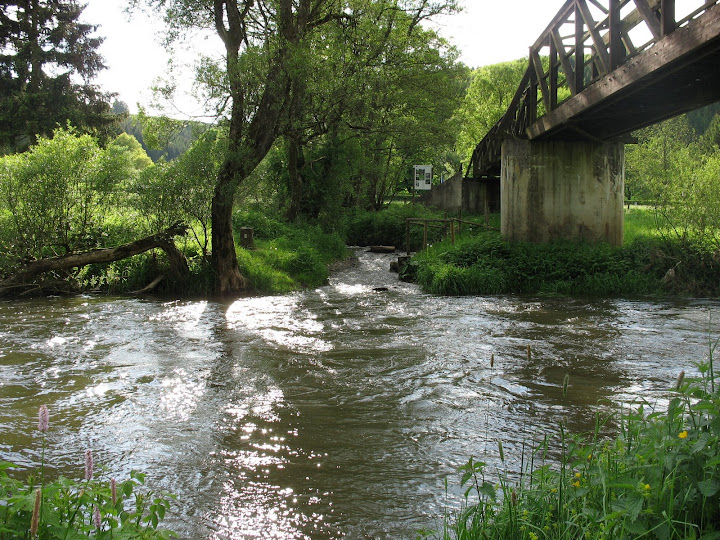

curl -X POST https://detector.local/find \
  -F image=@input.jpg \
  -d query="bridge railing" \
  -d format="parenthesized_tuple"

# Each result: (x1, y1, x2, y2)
(468, 0, 719, 178)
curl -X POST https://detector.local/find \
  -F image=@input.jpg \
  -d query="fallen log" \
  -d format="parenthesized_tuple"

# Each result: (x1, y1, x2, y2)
(0, 223, 189, 297)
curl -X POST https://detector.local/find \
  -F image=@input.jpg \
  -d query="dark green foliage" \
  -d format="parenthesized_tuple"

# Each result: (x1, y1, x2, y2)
(411, 229, 719, 297)
(343, 204, 447, 250)
(0, 1, 116, 153)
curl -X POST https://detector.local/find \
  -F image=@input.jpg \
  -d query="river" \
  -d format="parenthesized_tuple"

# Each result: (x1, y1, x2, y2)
(0, 249, 717, 539)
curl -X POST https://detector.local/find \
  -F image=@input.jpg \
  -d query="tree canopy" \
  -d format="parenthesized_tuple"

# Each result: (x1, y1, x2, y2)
(0, 0, 115, 153)
(131, 0, 461, 295)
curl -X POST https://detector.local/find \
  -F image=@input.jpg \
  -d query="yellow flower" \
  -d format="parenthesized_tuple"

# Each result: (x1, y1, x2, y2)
(644, 484, 650, 490)
(679, 430, 688, 439)
(572, 480, 580, 487)
(575, 472, 582, 478)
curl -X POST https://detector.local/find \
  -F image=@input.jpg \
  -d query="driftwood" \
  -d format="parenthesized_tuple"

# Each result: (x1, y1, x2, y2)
(0, 223, 189, 297)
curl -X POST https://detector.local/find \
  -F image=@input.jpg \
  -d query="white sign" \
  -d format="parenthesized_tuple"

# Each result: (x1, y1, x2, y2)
(414, 165, 433, 191)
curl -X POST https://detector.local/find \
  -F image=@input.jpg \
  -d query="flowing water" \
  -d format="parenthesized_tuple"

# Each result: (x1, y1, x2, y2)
(0, 249, 718, 539)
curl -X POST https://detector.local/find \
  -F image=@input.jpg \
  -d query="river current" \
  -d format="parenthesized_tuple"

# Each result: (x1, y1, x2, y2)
(0, 249, 718, 538)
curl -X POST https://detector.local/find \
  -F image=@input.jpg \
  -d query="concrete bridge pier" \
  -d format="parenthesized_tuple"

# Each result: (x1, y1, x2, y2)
(501, 139, 625, 246)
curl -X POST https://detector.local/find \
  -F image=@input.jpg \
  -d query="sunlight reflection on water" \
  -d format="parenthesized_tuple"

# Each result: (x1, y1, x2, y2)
(0, 253, 718, 539)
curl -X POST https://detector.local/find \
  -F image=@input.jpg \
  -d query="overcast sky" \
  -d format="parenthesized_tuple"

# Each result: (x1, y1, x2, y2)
(81, 0, 564, 116)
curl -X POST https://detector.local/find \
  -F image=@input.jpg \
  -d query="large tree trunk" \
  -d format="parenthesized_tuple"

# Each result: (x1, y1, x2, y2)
(0, 223, 189, 297)
(286, 137, 305, 222)
(211, 165, 248, 295)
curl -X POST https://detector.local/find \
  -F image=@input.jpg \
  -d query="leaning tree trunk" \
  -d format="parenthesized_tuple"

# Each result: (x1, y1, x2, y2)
(0, 223, 189, 297)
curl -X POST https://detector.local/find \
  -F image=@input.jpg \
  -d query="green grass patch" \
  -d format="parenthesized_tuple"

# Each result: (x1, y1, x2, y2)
(406, 206, 720, 298)
(431, 340, 720, 540)
(233, 209, 349, 294)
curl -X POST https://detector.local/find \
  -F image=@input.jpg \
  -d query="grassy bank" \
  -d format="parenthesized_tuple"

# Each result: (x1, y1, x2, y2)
(429, 340, 720, 540)
(403, 208, 720, 298)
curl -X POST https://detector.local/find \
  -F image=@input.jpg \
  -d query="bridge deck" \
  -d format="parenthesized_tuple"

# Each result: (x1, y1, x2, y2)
(529, 3, 720, 140)
(469, 0, 720, 178)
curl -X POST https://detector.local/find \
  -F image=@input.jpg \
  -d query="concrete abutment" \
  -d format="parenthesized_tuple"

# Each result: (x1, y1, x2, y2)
(500, 139, 625, 246)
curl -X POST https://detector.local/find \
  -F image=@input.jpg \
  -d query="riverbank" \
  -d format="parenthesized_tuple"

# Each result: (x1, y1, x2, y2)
(401, 208, 720, 298)
(431, 339, 720, 539)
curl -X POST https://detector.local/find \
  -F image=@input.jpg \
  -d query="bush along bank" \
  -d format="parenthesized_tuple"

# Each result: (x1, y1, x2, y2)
(430, 339, 720, 540)
(402, 231, 720, 298)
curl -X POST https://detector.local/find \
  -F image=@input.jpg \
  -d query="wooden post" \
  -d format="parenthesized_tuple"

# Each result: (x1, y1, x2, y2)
(550, 36, 558, 109)
(528, 47, 538, 124)
(405, 218, 411, 254)
(575, 4, 585, 94)
(609, 0, 623, 70)
(661, 0, 676, 36)
(239, 227, 254, 249)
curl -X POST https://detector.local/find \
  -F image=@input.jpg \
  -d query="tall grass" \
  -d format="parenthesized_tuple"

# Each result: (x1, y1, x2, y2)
(433, 338, 720, 540)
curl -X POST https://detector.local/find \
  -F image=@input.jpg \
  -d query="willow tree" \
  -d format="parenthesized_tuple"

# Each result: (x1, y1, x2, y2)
(133, 0, 458, 295)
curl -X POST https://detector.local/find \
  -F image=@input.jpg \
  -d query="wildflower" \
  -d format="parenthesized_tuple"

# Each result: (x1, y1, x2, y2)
(84, 449, 93, 480)
(572, 480, 580, 487)
(575, 472, 582, 478)
(644, 484, 650, 490)
(94, 505, 101, 528)
(587, 453, 592, 461)
(511, 489, 517, 506)
(679, 430, 688, 439)
(111, 478, 117, 505)
(30, 488, 41, 538)
(38, 405, 49, 432)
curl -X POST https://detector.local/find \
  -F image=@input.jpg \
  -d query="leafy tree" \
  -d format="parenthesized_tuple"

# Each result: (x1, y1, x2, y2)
(0, 126, 136, 266)
(626, 115, 720, 247)
(133, 0, 460, 295)
(276, 4, 466, 220)
(108, 133, 154, 173)
(131, 128, 225, 258)
(453, 59, 527, 166)
(0, 0, 115, 153)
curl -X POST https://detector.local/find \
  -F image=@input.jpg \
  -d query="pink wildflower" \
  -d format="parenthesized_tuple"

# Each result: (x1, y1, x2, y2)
(94, 505, 101, 528)
(84, 449, 93, 480)
(38, 405, 49, 433)
(111, 478, 117, 505)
